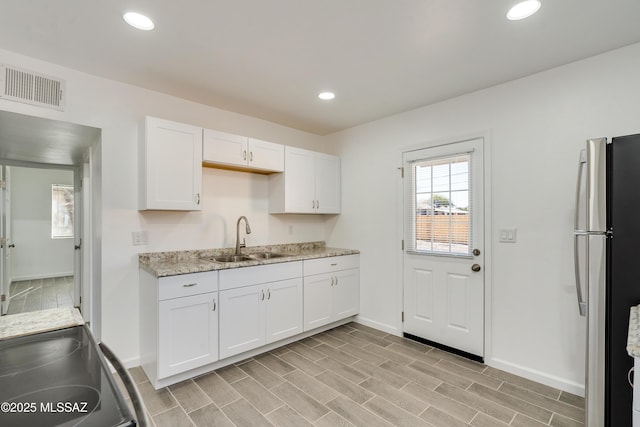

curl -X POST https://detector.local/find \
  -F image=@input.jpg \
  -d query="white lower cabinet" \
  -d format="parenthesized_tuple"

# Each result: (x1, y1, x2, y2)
(158, 293, 218, 378)
(303, 255, 360, 331)
(141, 255, 358, 389)
(219, 262, 303, 359)
(139, 270, 219, 387)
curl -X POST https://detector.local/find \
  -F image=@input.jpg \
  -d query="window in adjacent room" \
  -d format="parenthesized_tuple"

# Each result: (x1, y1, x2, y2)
(51, 184, 74, 238)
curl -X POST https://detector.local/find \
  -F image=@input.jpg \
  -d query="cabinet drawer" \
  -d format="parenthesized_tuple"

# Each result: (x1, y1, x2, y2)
(219, 261, 302, 291)
(304, 254, 359, 276)
(158, 272, 218, 300)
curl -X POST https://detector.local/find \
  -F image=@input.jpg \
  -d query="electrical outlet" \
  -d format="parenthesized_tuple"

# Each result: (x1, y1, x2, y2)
(132, 231, 148, 246)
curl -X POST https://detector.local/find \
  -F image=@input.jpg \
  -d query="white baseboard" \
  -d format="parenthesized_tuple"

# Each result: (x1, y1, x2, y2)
(121, 355, 142, 370)
(11, 272, 74, 281)
(487, 357, 585, 397)
(355, 315, 402, 336)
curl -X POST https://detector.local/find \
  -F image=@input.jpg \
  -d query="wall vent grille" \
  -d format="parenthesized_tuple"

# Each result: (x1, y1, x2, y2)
(0, 64, 65, 111)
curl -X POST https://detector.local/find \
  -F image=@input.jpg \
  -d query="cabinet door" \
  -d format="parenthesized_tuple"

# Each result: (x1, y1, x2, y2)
(142, 117, 202, 210)
(303, 272, 334, 331)
(203, 129, 248, 167)
(265, 278, 303, 343)
(284, 147, 316, 213)
(219, 284, 265, 359)
(333, 269, 360, 320)
(315, 153, 341, 214)
(248, 138, 284, 172)
(158, 293, 218, 378)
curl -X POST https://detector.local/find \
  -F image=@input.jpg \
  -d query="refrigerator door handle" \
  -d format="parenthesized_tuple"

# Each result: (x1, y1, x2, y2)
(573, 234, 588, 316)
(574, 151, 588, 317)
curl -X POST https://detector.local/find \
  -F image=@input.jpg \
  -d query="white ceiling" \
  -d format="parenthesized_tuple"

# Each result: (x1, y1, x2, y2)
(1, 1, 640, 135)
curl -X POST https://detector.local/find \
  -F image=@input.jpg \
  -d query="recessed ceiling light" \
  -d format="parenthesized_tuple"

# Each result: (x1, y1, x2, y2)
(318, 92, 336, 101)
(123, 12, 155, 30)
(506, 0, 541, 21)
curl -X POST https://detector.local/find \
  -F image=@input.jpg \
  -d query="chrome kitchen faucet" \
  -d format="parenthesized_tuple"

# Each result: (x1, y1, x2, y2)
(235, 216, 252, 255)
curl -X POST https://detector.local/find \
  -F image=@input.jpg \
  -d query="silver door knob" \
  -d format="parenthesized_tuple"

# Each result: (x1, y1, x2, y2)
(471, 264, 481, 272)
(472, 248, 481, 256)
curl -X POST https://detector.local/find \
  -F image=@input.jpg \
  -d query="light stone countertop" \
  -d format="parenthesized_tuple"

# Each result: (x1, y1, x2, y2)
(628, 304, 640, 357)
(138, 241, 359, 277)
(0, 307, 85, 341)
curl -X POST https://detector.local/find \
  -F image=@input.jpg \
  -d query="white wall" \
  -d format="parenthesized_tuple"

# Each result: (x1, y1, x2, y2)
(325, 42, 640, 395)
(0, 47, 329, 365)
(10, 167, 74, 280)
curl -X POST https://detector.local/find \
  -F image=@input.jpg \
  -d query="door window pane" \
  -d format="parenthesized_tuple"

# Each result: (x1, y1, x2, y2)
(408, 154, 471, 256)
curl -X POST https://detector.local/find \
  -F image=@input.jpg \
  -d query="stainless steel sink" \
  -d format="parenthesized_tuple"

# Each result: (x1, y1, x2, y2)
(248, 252, 286, 259)
(206, 255, 253, 263)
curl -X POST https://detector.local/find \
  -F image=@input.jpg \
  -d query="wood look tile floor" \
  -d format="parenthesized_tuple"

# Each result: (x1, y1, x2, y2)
(127, 323, 585, 427)
(7, 276, 74, 315)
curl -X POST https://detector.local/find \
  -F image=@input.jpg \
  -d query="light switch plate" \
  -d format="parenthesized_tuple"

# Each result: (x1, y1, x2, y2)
(132, 231, 148, 246)
(499, 228, 517, 243)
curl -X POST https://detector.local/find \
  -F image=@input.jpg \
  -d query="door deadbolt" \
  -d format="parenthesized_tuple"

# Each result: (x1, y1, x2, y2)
(472, 248, 481, 256)
(471, 264, 481, 272)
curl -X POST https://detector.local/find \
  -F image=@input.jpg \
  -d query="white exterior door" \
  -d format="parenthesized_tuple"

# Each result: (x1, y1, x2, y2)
(402, 138, 485, 357)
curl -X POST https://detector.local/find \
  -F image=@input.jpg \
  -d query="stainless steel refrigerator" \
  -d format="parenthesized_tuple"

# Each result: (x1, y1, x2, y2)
(574, 134, 640, 427)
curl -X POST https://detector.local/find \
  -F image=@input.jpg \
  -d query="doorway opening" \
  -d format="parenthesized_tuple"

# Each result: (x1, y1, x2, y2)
(5, 165, 76, 315)
(0, 110, 101, 330)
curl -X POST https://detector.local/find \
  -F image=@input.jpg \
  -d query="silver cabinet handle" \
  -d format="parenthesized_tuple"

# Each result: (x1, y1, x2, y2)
(183, 283, 197, 287)
(312, 200, 315, 209)
(212, 298, 217, 311)
(196, 193, 201, 205)
(243, 150, 247, 160)
(261, 290, 265, 301)
(331, 263, 338, 266)
(250, 151, 253, 162)
(330, 277, 335, 286)
(267, 288, 271, 300)
(317, 200, 319, 209)
(335, 277, 338, 286)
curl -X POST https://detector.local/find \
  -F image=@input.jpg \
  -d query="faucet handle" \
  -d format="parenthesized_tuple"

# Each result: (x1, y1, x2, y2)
(240, 238, 246, 248)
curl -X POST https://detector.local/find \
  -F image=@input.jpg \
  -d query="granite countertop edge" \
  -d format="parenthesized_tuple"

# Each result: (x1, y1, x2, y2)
(628, 304, 640, 357)
(138, 241, 360, 278)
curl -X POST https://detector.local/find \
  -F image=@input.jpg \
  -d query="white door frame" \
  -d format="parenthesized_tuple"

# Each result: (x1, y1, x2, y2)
(397, 131, 493, 361)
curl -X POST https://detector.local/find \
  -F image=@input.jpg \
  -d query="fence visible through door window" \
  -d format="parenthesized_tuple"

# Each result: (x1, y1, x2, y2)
(407, 153, 472, 256)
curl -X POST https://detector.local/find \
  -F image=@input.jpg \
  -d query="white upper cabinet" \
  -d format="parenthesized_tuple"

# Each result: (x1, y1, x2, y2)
(203, 129, 284, 173)
(269, 146, 341, 214)
(139, 116, 203, 211)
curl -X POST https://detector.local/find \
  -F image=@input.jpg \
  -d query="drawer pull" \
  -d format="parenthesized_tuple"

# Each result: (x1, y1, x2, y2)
(183, 283, 197, 288)
(212, 299, 217, 311)
(331, 263, 338, 266)
(267, 289, 271, 300)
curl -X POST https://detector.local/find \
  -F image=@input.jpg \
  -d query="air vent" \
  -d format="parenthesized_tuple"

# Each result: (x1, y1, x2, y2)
(0, 64, 65, 111)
